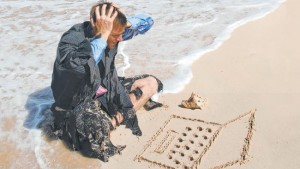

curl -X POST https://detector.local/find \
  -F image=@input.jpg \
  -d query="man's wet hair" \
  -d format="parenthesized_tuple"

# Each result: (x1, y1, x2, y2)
(90, 2, 127, 27)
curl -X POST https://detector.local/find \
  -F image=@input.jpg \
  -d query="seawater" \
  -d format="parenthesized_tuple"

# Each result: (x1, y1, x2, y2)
(0, 0, 284, 168)
(115, 0, 285, 93)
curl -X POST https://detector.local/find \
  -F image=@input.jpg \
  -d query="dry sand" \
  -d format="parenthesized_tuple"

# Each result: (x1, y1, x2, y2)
(106, 0, 300, 168)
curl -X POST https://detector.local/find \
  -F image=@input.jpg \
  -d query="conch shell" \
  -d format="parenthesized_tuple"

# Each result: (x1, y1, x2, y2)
(181, 92, 207, 110)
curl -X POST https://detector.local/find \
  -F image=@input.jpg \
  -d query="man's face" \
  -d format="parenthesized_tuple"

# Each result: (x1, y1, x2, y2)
(107, 23, 125, 49)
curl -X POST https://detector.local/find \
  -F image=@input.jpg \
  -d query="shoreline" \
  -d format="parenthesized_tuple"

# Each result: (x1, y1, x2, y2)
(160, 0, 300, 168)
(108, 0, 300, 168)
(155, 0, 284, 94)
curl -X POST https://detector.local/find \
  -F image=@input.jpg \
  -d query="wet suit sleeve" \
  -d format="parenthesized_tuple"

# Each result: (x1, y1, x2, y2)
(122, 14, 154, 41)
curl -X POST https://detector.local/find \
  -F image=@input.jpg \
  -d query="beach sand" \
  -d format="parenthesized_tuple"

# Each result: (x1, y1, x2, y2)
(1, 0, 299, 168)
(106, 0, 300, 168)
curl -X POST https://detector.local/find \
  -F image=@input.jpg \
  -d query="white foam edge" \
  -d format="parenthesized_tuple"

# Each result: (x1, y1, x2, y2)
(162, 0, 285, 94)
(117, 41, 131, 77)
(34, 130, 48, 169)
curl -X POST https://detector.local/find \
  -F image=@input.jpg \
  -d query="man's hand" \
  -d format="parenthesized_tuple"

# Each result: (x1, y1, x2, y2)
(111, 112, 124, 129)
(111, 3, 132, 28)
(90, 4, 118, 41)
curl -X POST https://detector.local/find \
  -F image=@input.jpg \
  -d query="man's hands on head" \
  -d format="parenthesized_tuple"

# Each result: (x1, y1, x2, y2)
(111, 3, 132, 28)
(90, 4, 118, 41)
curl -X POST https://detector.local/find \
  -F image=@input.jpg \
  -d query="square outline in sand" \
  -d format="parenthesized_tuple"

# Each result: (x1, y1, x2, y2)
(135, 111, 256, 169)
(135, 115, 223, 169)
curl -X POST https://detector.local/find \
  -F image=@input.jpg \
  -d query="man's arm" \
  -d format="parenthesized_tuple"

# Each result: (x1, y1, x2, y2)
(122, 14, 154, 41)
(89, 4, 118, 64)
(90, 37, 107, 64)
(57, 5, 117, 69)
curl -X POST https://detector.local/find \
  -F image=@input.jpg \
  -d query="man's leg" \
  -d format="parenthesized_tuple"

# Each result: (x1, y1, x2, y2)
(128, 76, 159, 111)
(111, 76, 158, 128)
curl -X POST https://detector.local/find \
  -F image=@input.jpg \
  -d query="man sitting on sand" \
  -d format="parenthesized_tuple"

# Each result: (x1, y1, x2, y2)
(50, 2, 163, 161)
